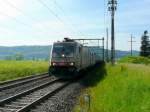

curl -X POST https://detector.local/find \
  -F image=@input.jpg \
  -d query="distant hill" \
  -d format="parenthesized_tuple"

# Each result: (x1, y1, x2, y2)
(0, 46, 52, 60)
(106, 50, 139, 60)
(0, 46, 139, 60)
(116, 50, 139, 59)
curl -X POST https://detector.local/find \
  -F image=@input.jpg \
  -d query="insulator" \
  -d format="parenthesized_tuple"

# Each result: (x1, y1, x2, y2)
(108, 7, 111, 11)
(108, 0, 117, 5)
(108, 1, 112, 5)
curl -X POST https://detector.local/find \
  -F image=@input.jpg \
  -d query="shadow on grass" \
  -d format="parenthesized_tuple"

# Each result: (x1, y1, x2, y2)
(79, 62, 107, 87)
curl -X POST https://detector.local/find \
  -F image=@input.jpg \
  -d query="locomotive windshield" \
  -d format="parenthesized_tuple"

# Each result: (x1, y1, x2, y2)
(52, 43, 75, 58)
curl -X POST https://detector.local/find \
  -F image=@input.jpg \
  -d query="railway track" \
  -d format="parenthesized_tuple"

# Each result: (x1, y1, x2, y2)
(0, 73, 49, 91)
(0, 78, 70, 112)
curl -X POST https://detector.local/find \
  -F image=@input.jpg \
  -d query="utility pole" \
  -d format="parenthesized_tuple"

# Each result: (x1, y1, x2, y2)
(128, 35, 136, 56)
(106, 28, 109, 62)
(102, 37, 105, 61)
(108, 0, 117, 65)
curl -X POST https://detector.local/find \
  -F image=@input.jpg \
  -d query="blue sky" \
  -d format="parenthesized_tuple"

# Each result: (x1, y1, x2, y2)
(0, 0, 150, 51)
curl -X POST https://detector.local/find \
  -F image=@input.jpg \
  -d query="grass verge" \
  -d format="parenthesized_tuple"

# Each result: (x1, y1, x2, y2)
(119, 56, 150, 65)
(74, 63, 150, 112)
(0, 60, 48, 82)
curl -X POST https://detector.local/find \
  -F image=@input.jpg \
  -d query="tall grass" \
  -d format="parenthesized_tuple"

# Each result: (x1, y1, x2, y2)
(0, 60, 48, 82)
(74, 63, 150, 112)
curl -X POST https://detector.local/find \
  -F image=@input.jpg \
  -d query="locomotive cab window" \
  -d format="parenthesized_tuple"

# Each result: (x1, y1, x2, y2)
(52, 43, 75, 58)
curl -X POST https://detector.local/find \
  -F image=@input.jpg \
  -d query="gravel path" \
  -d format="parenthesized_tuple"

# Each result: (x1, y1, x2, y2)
(30, 82, 83, 112)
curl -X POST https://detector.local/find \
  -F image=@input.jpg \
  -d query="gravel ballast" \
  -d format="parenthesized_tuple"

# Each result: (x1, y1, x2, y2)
(30, 82, 83, 112)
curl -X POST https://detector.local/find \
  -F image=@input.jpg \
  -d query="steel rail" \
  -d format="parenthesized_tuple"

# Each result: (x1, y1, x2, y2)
(0, 73, 48, 86)
(17, 82, 70, 112)
(0, 78, 69, 112)
(0, 78, 60, 105)
(0, 73, 49, 91)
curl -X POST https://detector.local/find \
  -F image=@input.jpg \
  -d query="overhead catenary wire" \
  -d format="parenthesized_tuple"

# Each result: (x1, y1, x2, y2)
(0, 0, 33, 28)
(2, 0, 97, 38)
(2, 0, 53, 36)
(104, 0, 109, 38)
(3, 0, 32, 19)
(0, 11, 51, 36)
(104, 0, 106, 29)
(0, 11, 32, 29)
(52, 0, 84, 36)
(0, 0, 74, 38)
(37, 0, 78, 36)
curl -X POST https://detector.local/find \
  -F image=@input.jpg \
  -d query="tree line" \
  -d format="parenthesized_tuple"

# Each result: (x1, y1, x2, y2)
(5, 53, 49, 61)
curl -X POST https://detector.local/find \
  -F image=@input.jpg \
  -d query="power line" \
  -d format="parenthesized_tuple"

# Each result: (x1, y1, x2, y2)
(104, 0, 106, 29)
(106, 28, 109, 61)
(104, 0, 110, 61)
(128, 34, 136, 56)
(104, 0, 109, 29)
(52, 0, 84, 36)
(0, 11, 52, 36)
(1, 0, 75, 37)
(2, 0, 52, 35)
(37, 0, 75, 35)
(0, 11, 32, 28)
(4, 0, 30, 18)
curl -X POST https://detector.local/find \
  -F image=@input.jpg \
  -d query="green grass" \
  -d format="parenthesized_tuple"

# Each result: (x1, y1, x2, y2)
(0, 60, 48, 82)
(74, 63, 150, 112)
(119, 56, 150, 65)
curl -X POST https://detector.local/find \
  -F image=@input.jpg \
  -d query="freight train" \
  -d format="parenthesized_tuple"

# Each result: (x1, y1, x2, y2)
(49, 38, 103, 78)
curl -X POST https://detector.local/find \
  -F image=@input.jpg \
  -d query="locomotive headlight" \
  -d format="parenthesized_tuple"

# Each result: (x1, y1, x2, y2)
(52, 62, 56, 66)
(70, 62, 74, 66)
(62, 54, 65, 57)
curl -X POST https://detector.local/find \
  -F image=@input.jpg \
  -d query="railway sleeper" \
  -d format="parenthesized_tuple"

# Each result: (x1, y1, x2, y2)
(4, 104, 22, 109)
(11, 102, 29, 106)
(30, 92, 47, 96)
(26, 94, 44, 98)
(16, 99, 34, 103)
(0, 107, 17, 112)
(21, 96, 39, 100)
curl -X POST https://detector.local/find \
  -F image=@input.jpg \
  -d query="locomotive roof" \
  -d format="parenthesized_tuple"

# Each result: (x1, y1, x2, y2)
(54, 41, 77, 44)
(54, 41, 82, 45)
(54, 38, 84, 46)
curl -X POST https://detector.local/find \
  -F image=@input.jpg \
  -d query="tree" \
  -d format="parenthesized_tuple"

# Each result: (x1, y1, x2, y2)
(5, 56, 12, 60)
(140, 30, 150, 57)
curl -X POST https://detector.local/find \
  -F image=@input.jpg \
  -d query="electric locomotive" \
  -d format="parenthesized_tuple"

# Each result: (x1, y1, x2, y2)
(49, 38, 102, 78)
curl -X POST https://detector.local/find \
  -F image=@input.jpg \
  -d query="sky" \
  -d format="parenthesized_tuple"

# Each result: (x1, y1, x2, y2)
(0, 0, 150, 51)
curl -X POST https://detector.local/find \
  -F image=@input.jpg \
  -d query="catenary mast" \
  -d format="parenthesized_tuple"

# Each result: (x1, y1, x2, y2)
(108, 0, 117, 65)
